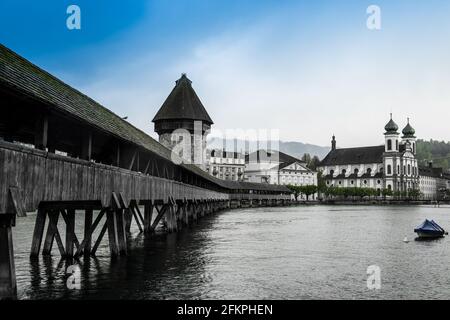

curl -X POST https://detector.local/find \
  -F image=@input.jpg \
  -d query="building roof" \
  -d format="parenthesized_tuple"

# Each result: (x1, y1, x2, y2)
(419, 166, 444, 178)
(246, 150, 302, 164)
(0, 44, 289, 194)
(402, 119, 416, 138)
(384, 115, 399, 134)
(152, 74, 213, 124)
(246, 150, 310, 170)
(319, 145, 384, 166)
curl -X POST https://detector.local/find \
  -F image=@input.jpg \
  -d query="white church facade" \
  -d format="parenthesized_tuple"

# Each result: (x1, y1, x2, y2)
(317, 115, 420, 195)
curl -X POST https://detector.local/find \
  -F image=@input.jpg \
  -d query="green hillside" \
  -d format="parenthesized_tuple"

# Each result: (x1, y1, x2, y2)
(416, 139, 450, 170)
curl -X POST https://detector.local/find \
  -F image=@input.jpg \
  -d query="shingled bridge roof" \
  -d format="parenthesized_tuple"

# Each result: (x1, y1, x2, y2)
(0, 44, 288, 193)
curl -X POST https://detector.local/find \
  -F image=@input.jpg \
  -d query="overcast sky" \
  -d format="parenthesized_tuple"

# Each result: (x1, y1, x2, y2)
(1, 0, 449, 148)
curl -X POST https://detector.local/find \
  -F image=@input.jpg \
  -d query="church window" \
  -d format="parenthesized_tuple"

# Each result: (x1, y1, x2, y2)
(387, 139, 392, 151)
(408, 164, 411, 175)
(342, 169, 346, 175)
(377, 180, 381, 184)
(367, 168, 372, 175)
(396, 140, 399, 150)
(330, 170, 334, 176)
(354, 168, 359, 175)
(387, 165, 392, 175)
(364, 180, 368, 185)
(351, 180, 354, 185)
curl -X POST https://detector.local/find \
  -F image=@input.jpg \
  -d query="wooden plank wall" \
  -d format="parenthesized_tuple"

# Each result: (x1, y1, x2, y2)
(0, 142, 228, 213)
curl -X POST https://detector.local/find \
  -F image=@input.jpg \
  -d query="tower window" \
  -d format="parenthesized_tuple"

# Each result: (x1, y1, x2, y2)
(396, 140, 399, 150)
(387, 165, 392, 175)
(387, 139, 392, 151)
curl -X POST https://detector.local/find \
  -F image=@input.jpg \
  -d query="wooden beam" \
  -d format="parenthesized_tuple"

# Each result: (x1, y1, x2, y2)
(65, 209, 76, 257)
(0, 211, 17, 300)
(115, 143, 120, 167)
(84, 209, 93, 255)
(30, 208, 47, 257)
(106, 209, 119, 257)
(91, 222, 108, 256)
(143, 202, 153, 233)
(74, 208, 106, 257)
(34, 114, 48, 150)
(143, 159, 151, 175)
(128, 150, 137, 171)
(151, 204, 168, 231)
(42, 210, 59, 255)
(80, 131, 93, 161)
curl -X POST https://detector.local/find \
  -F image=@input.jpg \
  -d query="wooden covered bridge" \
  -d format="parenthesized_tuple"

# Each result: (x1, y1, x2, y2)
(0, 44, 291, 298)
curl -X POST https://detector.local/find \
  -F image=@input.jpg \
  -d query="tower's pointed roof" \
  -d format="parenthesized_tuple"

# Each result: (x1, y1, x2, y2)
(384, 113, 399, 134)
(152, 74, 213, 124)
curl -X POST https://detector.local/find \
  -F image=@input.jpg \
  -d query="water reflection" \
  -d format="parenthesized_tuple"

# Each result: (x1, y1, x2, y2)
(13, 205, 450, 299)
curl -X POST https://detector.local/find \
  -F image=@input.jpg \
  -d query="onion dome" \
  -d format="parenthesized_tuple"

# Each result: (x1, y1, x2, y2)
(384, 113, 399, 134)
(402, 118, 415, 138)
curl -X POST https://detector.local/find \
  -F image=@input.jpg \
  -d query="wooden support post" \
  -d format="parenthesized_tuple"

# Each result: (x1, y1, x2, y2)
(30, 208, 47, 257)
(81, 131, 93, 161)
(91, 223, 108, 256)
(34, 114, 48, 150)
(124, 208, 132, 234)
(75, 209, 106, 257)
(106, 209, 119, 257)
(84, 209, 93, 256)
(65, 209, 76, 258)
(115, 143, 121, 167)
(115, 208, 127, 255)
(151, 203, 167, 231)
(143, 202, 153, 234)
(0, 212, 16, 300)
(42, 210, 60, 255)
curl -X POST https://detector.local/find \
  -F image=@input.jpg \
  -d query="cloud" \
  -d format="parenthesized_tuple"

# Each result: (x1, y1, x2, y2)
(77, 3, 450, 147)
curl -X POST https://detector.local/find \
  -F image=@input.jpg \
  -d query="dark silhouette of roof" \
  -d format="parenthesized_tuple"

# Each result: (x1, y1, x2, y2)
(419, 166, 444, 178)
(319, 145, 385, 166)
(152, 74, 213, 124)
(245, 150, 311, 171)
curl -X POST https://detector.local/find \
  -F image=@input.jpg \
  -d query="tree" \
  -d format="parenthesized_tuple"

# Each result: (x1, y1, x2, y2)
(286, 184, 301, 201)
(299, 185, 318, 201)
(382, 188, 393, 200)
(301, 153, 312, 165)
(408, 188, 421, 200)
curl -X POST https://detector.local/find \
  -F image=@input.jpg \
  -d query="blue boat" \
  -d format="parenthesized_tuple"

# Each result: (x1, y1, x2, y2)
(414, 219, 447, 239)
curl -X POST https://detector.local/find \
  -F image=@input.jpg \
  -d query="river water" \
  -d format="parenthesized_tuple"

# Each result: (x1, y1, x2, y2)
(12, 205, 450, 300)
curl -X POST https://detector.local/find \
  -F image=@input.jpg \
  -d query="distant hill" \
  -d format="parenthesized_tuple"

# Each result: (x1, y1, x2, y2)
(417, 139, 450, 170)
(207, 138, 330, 160)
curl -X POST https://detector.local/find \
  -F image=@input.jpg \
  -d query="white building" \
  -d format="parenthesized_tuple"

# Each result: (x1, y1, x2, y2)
(244, 150, 318, 198)
(317, 115, 419, 195)
(205, 149, 245, 181)
(419, 163, 449, 200)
